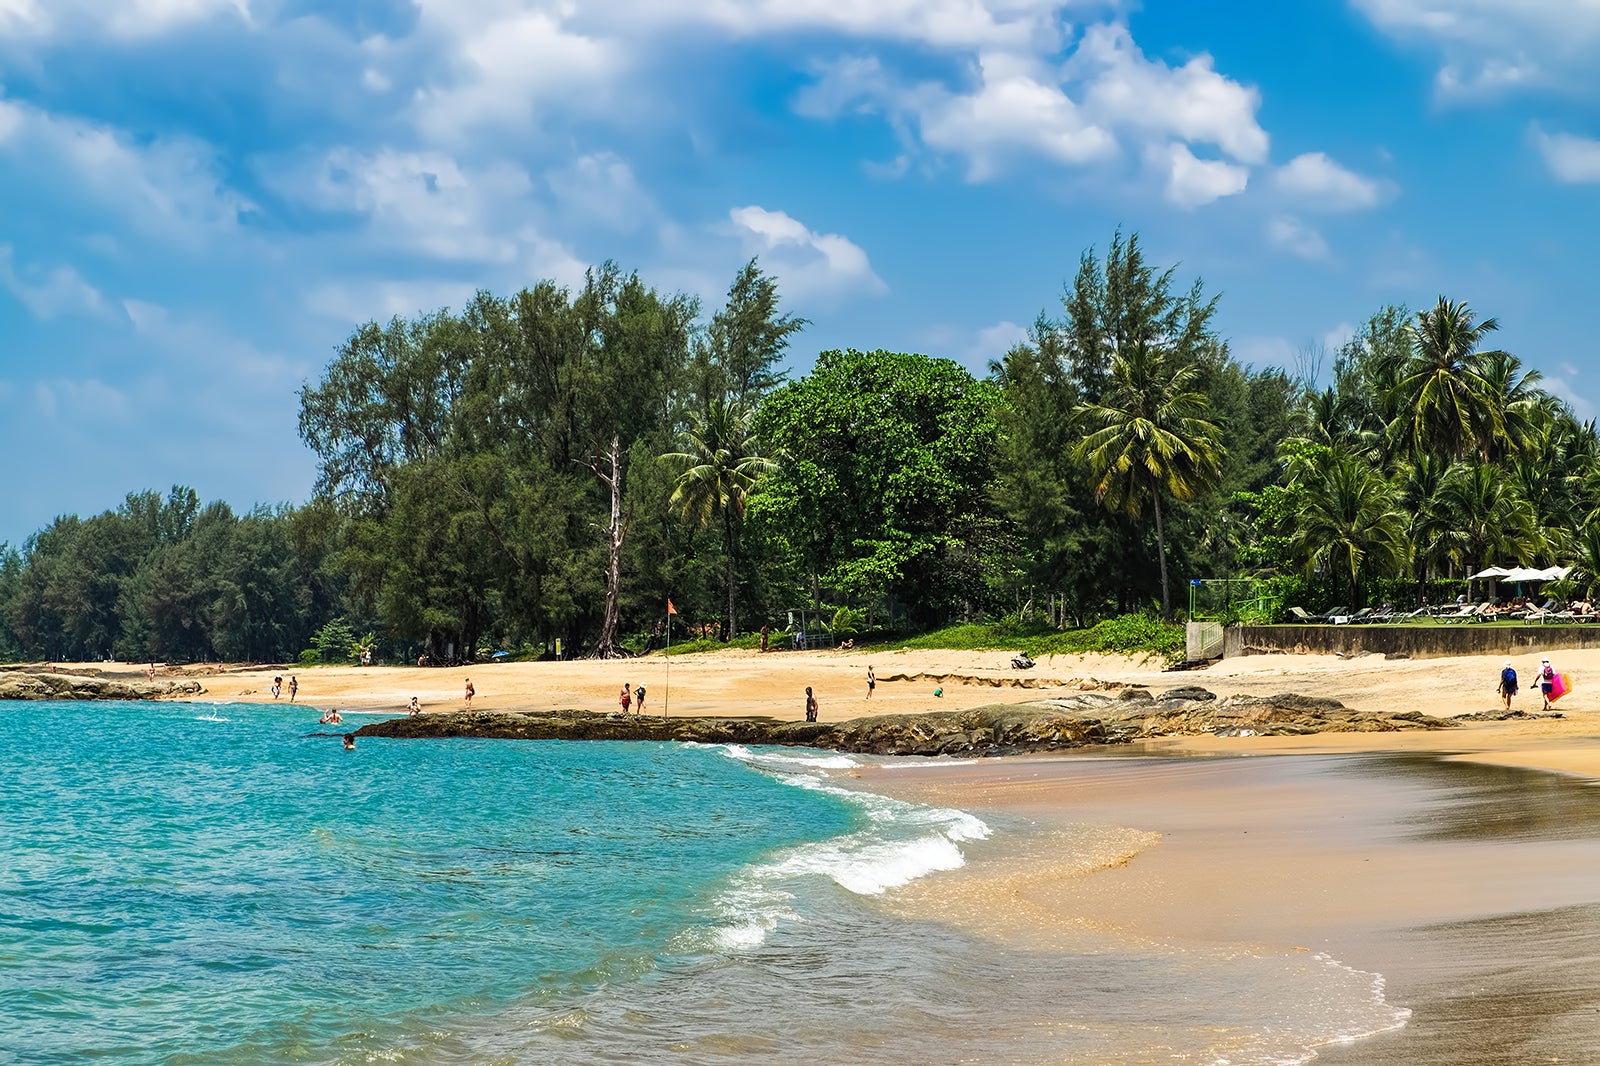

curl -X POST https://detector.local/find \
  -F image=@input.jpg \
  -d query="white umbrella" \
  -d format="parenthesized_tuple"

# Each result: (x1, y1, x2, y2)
(1471, 566, 1512, 579)
(1538, 565, 1573, 581)
(1500, 567, 1548, 582)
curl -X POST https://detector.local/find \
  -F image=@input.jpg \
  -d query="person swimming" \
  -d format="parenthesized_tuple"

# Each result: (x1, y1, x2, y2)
(342, 733, 356, 750)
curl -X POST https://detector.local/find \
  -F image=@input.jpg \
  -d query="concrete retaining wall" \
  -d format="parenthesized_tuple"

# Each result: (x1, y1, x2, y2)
(1224, 624, 1600, 661)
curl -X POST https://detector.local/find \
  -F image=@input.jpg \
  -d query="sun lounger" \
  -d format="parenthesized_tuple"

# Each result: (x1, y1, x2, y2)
(1440, 603, 1485, 623)
(1288, 606, 1324, 623)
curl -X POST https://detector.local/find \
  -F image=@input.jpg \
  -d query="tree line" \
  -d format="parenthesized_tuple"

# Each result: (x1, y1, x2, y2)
(0, 233, 1584, 664)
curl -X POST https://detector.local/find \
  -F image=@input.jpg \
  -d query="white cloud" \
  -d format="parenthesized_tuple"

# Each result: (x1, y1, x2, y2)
(1274, 152, 1384, 210)
(966, 319, 1030, 361)
(306, 279, 484, 326)
(1353, 0, 1600, 97)
(0, 246, 111, 320)
(1071, 23, 1269, 165)
(0, 0, 248, 39)
(0, 95, 249, 245)
(798, 21, 1267, 196)
(912, 51, 1118, 180)
(1159, 143, 1249, 208)
(545, 152, 656, 233)
(1266, 215, 1330, 261)
(406, 3, 625, 138)
(1532, 127, 1600, 183)
(1236, 335, 1295, 371)
(728, 205, 885, 300)
(1322, 321, 1357, 350)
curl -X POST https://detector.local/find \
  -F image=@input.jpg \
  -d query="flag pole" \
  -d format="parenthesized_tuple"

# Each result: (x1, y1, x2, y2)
(664, 600, 671, 719)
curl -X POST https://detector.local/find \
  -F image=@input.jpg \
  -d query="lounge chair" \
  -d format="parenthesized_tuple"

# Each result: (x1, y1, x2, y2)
(1287, 606, 1323, 624)
(1440, 602, 1485, 624)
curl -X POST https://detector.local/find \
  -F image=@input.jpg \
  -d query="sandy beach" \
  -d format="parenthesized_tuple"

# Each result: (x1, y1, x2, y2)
(67, 644, 1600, 1061)
(94, 642, 1600, 781)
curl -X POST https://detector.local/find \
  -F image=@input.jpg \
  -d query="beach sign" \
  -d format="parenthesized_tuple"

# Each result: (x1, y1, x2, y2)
(1551, 672, 1573, 702)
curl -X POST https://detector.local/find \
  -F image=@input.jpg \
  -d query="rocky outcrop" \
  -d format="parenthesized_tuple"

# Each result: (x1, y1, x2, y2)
(0, 671, 204, 701)
(355, 687, 1458, 756)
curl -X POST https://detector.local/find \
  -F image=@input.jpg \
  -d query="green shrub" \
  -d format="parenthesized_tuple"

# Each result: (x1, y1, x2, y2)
(298, 649, 320, 666)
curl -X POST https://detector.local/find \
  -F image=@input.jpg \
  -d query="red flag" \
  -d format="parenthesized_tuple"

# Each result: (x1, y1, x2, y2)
(667, 599, 677, 616)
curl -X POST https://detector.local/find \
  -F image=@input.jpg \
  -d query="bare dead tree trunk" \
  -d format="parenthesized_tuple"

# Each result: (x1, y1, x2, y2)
(585, 433, 630, 659)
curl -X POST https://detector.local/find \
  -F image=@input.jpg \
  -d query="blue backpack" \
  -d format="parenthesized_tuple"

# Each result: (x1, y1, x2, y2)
(1501, 667, 1517, 686)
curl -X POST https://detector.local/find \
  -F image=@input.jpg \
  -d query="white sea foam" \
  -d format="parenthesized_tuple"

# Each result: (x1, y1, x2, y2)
(690, 744, 992, 951)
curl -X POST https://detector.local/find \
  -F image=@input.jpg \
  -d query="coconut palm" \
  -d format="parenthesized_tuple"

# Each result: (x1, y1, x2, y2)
(1434, 461, 1541, 596)
(1073, 344, 1224, 620)
(1396, 298, 1505, 460)
(1288, 447, 1408, 605)
(663, 399, 776, 639)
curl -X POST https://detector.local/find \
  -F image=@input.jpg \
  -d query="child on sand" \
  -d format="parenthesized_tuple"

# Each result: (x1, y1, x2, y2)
(1498, 660, 1517, 712)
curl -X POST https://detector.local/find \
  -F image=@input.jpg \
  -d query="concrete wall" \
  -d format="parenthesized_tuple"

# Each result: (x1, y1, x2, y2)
(1187, 621, 1224, 661)
(1225, 624, 1600, 661)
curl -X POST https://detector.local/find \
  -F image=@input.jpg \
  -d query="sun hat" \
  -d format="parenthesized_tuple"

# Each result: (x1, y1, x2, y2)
(1504, 660, 1512, 668)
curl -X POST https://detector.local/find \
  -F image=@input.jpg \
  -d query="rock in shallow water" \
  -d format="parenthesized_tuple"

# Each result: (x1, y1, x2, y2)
(355, 688, 1458, 756)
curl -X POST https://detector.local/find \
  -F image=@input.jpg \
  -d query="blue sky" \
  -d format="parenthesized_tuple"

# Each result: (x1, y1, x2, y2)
(3, 0, 1599, 546)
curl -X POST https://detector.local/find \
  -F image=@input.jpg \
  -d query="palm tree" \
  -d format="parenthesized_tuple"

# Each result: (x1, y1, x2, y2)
(1397, 298, 1504, 460)
(663, 399, 776, 639)
(1288, 447, 1408, 605)
(1477, 349, 1544, 461)
(1435, 461, 1541, 596)
(1073, 344, 1224, 620)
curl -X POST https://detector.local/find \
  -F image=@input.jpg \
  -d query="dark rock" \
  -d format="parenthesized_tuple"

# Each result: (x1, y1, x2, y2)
(354, 687, 1456, 756)
(1158, 686, 1216, 702)
(0, 670, 204, 702)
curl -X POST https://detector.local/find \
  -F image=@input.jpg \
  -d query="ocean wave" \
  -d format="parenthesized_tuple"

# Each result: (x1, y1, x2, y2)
(682, 744, 991, 952)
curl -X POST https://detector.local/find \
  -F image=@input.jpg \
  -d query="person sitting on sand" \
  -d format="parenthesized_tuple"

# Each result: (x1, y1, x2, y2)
(1498, 660, 1518, 712)
(408, 696, 421, 716)
(804, 686, 818, 722)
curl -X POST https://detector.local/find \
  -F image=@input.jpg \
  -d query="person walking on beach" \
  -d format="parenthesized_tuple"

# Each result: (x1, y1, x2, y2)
(804, 686, 818, 722)
(146, 662, 156, 682)
(271, 676, 282, 699)
(1497, 660, 1518, 712)
(288, 675, 298, 702)
(635, 684, 647, 715)
(866, 666, 876, 700)
(760, 624, 770, 653)
(464, 677, 475, 708)
(1539, 658, 1557, 710)
(620, 683, 632, 714)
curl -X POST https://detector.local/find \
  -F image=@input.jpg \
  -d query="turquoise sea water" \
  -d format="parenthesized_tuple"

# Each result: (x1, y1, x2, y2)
(1, 701, 995, 1065)
(2, 701, 1426, 1065)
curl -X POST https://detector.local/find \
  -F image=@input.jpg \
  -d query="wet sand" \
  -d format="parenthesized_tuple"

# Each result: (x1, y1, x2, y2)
(850, 752, 1600, 1064)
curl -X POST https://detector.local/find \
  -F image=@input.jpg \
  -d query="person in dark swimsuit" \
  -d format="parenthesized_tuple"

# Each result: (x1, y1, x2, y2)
(805, 686, 818, 722)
